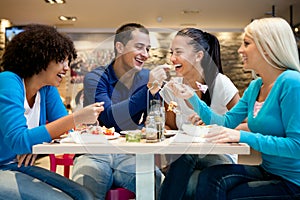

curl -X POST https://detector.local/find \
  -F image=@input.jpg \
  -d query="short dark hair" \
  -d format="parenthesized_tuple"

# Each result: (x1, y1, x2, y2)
(0, 24, 77, 78)
(113, 23, 149, 56)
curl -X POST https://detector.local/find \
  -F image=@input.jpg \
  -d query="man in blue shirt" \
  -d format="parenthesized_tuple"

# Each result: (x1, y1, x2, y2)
(72, 23, 167, 199)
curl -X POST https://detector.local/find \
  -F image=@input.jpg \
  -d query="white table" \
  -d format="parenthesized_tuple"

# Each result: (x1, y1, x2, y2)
(33, 137, 250, 200)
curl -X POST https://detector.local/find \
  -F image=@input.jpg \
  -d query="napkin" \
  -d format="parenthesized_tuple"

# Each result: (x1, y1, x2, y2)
(195, 81, 208, 94)
(69, 131, 108, 144)
(60, 136, 74, 143)
(172, 132, 206, 143)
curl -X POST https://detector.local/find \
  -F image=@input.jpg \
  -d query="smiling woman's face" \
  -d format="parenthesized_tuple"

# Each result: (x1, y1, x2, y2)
(238, 35, 265, 73)
(170, 35, 200, 77)
(38, 58, 69, 87)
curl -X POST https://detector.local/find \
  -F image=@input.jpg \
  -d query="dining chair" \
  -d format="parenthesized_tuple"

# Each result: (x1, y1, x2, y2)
(49, 154, 75, 178)
(105, 187, 135, 200)
(49, 154, 136, 200)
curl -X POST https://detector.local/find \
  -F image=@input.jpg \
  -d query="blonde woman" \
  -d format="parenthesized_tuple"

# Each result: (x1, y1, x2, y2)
(170, 17, 300, 199)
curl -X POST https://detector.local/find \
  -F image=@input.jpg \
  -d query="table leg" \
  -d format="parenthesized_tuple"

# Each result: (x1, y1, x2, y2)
(136, 154, 155, 200)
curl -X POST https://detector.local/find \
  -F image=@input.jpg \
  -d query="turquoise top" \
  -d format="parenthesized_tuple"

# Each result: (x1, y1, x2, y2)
(0, 71, 67, 165)
(188, 70, 300, 186)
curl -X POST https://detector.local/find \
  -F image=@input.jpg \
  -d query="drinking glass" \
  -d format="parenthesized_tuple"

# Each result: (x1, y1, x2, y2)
(146, 99, 165, 142)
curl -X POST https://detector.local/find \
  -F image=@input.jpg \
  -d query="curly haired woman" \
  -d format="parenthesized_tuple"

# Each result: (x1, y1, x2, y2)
(0, 24, 104, 200)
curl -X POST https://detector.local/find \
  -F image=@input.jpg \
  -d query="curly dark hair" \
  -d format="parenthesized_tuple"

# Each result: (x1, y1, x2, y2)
(0, 24, 77, 78)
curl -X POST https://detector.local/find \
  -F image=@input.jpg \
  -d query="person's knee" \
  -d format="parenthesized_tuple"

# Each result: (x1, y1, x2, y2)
(184, 170, 201, 199)
(72, 155, 113, 190)
(180, 154, 198, 165)
(155, 169, 163, 188)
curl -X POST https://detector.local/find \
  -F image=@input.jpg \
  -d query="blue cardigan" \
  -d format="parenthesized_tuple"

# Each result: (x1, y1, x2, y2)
(0, 72, 67, 165)
(188, 70, 300, 186)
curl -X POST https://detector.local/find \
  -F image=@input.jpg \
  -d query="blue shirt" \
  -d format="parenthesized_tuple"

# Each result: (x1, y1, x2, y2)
(83, 66, 104, 107)
(188, 70, 300, 186)
(94, 61, 157, 132)
(0, 72, 67, 165)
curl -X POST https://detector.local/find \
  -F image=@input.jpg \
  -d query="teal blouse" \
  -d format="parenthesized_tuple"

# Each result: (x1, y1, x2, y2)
(188, 70, 300, 186)
(0, 71, 67, 165)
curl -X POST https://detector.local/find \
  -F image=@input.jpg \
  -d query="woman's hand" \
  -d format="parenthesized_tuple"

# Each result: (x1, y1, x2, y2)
(204, 127, 240, 143)
(73, 102, 104, 126)
(17, 154, 38, 167)
(166, 81, 194, 99)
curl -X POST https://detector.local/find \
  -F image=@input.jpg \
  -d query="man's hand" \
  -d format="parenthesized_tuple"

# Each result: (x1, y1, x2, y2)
(148, 65, 169, 95)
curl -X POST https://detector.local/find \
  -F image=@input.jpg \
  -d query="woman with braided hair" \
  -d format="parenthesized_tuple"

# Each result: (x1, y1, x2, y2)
(159, 28, 241, 200)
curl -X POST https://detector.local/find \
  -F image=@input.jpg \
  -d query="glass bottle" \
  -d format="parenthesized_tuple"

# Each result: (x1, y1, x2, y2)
(146, 115, 158, 143)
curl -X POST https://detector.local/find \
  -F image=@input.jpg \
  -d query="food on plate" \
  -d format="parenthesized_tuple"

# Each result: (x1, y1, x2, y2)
(80, 126, 103, 135)
(70, 125, 119, 143)
(89, 126, 103, 135)
(76, 125, 115, 135)
(101, 126, 115, 135)
(167, 101, 178, 112)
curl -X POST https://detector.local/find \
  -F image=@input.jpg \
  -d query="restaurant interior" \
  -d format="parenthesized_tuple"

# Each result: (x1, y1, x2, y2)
(0, 0, 299, 186)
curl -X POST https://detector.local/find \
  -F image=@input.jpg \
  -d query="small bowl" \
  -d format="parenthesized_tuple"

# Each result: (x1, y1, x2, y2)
(182, 124, 211, 137)
(125, 130, 142, 142)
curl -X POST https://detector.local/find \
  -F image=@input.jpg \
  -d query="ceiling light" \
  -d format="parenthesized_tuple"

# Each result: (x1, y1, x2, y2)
(156, 16, 163, 23)
(45, 0, 65, 4)
(59, 16, 77, 21)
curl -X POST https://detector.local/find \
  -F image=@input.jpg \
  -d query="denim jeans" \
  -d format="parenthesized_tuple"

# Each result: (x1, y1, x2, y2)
(196, 164, 300, 200)
(0, 163, 94, 200)
(72, 154, 162, 200)
(158, 154, 233, 200)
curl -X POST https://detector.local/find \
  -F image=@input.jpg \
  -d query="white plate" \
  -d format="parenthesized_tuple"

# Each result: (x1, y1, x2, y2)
(172, 132, 206, 143)
(164, 130, 182, 137)
(105, 132, 120, 140)
(182, 124, 218, 137)
(70, 131, 120, 143)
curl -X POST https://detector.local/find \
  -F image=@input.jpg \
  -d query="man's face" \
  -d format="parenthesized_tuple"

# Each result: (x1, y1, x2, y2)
(119, 29, 151, 71)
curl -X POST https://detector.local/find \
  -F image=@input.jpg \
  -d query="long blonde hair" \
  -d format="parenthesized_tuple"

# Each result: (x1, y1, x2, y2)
(244, 17, 300, 72)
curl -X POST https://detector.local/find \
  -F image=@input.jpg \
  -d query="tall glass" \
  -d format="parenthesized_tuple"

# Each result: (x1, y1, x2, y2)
(157, 106, 165, 141)
(146, 99, 165, 142)
(146, 115, 158, 142)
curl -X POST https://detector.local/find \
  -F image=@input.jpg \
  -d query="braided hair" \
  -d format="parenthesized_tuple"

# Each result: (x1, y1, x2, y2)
(176, 28, 223, 105)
